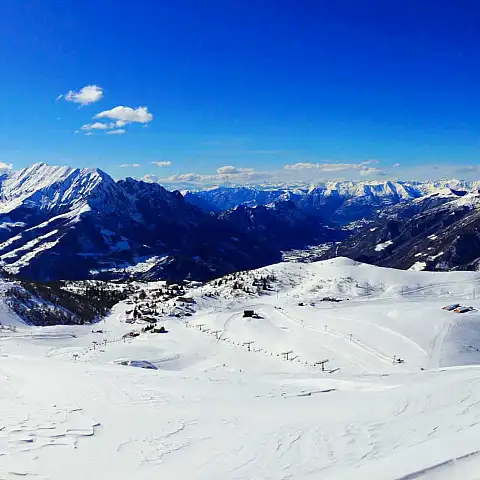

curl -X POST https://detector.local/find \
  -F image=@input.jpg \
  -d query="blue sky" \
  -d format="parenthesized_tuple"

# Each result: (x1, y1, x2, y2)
(2, 0, 480, 186)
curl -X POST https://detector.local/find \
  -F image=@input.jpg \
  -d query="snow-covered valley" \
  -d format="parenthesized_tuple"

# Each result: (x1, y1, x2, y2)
(3, 258, 480, 479)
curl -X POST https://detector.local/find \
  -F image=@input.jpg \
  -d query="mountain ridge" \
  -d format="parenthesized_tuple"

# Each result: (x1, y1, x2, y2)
(0, 163, 340, 281)
(320, 190, 480, 272)
(2, 162, 480, 281)
(183, 179, 480, 223)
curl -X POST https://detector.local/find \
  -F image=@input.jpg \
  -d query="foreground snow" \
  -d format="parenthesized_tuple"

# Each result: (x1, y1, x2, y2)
(3, 258, 480, 478)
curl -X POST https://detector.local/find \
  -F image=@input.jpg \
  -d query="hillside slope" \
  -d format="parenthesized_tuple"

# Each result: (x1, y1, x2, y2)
(3, 259, 480, 478)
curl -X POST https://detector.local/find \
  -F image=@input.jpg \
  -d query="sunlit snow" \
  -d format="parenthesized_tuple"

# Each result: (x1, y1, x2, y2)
(2, 258, 480, 478)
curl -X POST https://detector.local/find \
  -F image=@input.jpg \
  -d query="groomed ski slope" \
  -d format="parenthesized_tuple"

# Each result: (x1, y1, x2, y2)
(3, 258, 480, 479)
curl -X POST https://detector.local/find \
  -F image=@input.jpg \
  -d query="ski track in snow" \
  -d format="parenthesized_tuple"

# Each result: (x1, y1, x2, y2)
(2, 258, 480, 478)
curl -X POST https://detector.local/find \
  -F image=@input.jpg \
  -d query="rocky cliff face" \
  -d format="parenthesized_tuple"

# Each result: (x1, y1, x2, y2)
(218, 200, 346, 251)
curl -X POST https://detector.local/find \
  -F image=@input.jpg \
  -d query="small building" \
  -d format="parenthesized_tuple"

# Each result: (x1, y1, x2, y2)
(153, 326, 168, 334)
(122, 330, 140, 339)
(454, 306, 474, 313)
(178, 297, 196, 304)
(243, 310, 255, 317)
(120, 360, 157, 370)
(442, 304, 460, 311)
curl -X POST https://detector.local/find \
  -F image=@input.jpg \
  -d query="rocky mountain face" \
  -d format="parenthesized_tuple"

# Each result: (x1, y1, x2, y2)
(218, 200, 347, 251)
(320, 189, 480, 271)
(0, 163, 342, 282)
(184, 180, 480, 224)
(184, 186, 286, 213)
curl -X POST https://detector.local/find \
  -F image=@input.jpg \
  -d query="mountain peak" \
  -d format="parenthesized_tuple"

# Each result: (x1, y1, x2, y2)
(0, 163, 115, 215)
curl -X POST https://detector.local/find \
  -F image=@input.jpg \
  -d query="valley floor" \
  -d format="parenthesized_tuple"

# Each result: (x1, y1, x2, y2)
(2, 258, 480, 479)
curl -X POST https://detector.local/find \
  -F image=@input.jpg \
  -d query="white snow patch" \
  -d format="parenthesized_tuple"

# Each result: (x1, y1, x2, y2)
(374, 240, 393, 251)
(90, 255, 167, 276)
(2, 238, 62, 274)
(409, 261, 427, 271)
(0, 221, 26, 230)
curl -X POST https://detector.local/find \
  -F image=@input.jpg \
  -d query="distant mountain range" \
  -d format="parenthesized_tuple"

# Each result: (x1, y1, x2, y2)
(186, 180, 480, 273)
(0, 163, 341, 281)
(184, 180, 480, 224)
(1, 163, 479, 281)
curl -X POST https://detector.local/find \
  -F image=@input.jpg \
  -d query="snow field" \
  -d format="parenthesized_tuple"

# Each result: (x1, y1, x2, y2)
(2, 258, 480, 478)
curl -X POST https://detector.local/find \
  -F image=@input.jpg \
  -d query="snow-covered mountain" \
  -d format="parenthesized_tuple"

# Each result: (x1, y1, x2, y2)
(183, 179, 480, 273)
(0, 163, 286, 281)
(4, 258, 480, 478)
(184, 179, 480, 223)
(0, 163, 344, 282)
(322, 188, 480, 271)
(0, 163, 110, 215)
(3, 163, 480, 281)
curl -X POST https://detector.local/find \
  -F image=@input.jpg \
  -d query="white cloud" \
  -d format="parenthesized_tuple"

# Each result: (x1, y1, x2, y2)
(62, 85, 104, 105)
(85, 132, 94, 136)
(142, 174, 159, 183)
(0, 162, 13, 172)
(150, 159, 394, 187)
(392, 163, 401, 168)
(159, 167, 270, 186)
(216, 165, 254, 175)
(284, 161, 385, 176)
(360, 167, 384, 176)
(115, 120, 127, 127)
(95, 106, 153, 124)
(120, 163, 141, 168)
(284, 162, 359, 171)
(135, 160, 480, 187)
(168, 173, 205, 182)
(152, 161, 172, 167)
(106, 129, 126, 135)
(81, 122, 114, 131)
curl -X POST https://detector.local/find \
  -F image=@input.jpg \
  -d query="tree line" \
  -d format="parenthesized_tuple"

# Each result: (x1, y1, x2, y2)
(5, 280, 130, 326)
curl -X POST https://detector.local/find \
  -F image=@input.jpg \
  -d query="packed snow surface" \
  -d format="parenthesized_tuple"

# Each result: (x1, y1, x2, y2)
(3, 258, 480, 478)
